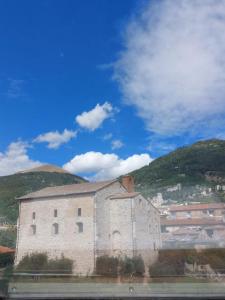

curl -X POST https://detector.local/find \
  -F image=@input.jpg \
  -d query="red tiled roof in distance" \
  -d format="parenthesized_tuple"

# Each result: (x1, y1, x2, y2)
(161, 217, 225, 226)
(0, 246, 15, 254)
(169, 203, 225, 212)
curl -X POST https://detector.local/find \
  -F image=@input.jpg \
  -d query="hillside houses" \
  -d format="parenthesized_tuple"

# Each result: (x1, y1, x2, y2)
(161, 202, 225, 249)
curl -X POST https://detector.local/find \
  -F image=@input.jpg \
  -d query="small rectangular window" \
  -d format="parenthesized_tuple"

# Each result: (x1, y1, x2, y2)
(31, 224, 36, 235)
(54, 209, 58, 217)
(77, 222, 83, 233)
(78, 208, 81, 216)
(53, 223, 59, 234)
(32, 212, 36, 220)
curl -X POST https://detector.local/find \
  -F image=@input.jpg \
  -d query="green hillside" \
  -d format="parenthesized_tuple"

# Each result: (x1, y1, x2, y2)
(0, 171, 85, 224)
(131, 139, 225, 202)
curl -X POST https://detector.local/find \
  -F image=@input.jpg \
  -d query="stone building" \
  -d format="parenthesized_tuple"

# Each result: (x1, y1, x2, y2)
(15, 176, 161, 275)
(168, 203, 225, 219)
(161, 202, 225, 249)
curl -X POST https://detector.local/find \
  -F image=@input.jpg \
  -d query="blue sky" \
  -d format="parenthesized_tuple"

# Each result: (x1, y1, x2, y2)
(1, 0, 225, 179)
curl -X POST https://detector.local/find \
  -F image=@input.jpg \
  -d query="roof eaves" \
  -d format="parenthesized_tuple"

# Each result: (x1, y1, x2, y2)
(17, 190, 96, 201)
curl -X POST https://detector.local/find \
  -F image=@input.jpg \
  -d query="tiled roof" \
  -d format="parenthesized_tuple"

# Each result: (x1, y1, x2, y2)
(161, 217, 225, 226)
(172, 228, 200, 235)
(169, 203, 225, 212)
(110, 192, 140, 199)
(18, 180, 116, 200)
(0, 246, 15, 254)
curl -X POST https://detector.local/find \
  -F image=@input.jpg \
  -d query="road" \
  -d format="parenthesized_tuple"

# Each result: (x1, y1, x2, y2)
(7, 282, 225, 299)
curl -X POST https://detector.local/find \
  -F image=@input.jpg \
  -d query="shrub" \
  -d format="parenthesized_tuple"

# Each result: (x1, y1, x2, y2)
(0, 265, 14, 296)
(120, 256, 135, 275)
(0, 229, 17, 248)
(133, 255, 145, 276)
(96, 255, 145, 277)
(149, 249, 199, 277)
(96, 255, 119, 276)
(16, 253, 73, 274)
(149, 261, 178, 277)
(0, 252, 14, 268)
(16, 253, 48, 273)
(47, 255, 73, 274)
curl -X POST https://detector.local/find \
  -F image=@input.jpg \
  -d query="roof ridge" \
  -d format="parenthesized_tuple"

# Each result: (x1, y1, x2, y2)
(17, 179, 117, 200)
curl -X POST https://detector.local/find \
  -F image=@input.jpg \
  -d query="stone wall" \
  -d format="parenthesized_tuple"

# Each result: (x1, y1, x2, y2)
(95, 181, 126, 257)
(133, 195, 161, 271)
(16, 194, 95, 275)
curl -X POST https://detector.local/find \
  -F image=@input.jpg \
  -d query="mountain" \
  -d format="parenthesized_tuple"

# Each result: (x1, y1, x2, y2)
(17, 164, 71, 174)
(131, 139, 225, 204)
(0, 165, 86, 224)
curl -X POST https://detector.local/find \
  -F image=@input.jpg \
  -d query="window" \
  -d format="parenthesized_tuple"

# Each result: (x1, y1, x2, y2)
(206, 229, 214, 238)
(78, 208, 82, 216)
(186, 211, 191, 218)
(153, 242, 156, 251)
(31, 224, 36, 235)
(54, 209, 58, 217)
(208, 209, 214, 216)
(32, 212, 36, 220)
(53, 223, 59, 235)
(77, 222, 83, 233)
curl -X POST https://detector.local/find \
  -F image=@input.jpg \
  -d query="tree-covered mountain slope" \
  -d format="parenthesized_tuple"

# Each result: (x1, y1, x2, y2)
(131, 139, 225, 203)
(0, 166, 85, 223)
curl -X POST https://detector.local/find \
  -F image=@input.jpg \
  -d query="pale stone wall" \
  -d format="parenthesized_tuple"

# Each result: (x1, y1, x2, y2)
(109, 197, 133, 257)
(16, 194, 95, 275)
(16, 180, 162, 276)
(134, 195, 161, 271)
(95, 181, 126, 257)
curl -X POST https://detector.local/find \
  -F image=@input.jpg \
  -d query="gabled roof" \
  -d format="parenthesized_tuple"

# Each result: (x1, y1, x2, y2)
(17, 180, 116, 200)
(109, 192, 140, 199)
(161, 217, 225, 226)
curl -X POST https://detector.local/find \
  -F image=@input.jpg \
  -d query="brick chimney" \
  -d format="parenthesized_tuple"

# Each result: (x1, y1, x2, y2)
(122, 175, 134, 193)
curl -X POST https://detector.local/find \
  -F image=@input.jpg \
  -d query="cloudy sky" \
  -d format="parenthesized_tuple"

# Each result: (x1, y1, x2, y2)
(1, 0, 225, 179)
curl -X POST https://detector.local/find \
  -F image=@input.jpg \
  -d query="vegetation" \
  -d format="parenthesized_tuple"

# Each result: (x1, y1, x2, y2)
(96, 255, 145, 277)
(0, 171, 85, 224)
(131, 139, 225, 202)
(15, 253, 73, 274)
(149, 249, 225, 277)
(120, 255, 145, 276)
(96, 255, 119, 276)
(0, 228, 17, 248)
(0, 252, 14, 268)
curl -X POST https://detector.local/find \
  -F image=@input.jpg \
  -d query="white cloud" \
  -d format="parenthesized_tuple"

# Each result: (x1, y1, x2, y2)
(0, 141, 41, 176)
(114, 0, 225, 137)
(103, 133, 113, 140)
(34, 129, 77, 149)
(111, 139, 124, 150)
(6, 79, 25, 98)
(75, 102, 113, 131)
(63, 151, 152, 180)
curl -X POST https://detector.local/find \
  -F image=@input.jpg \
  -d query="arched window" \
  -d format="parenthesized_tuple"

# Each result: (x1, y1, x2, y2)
(32, 212, 36, 220)
(112, 230, 121, 252)
(53, 223, 59, 235)
(77, 222, 83, 233)
(31, 224, 36, 235)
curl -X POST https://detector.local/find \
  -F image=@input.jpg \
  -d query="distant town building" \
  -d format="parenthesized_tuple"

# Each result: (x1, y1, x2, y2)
(161, 202, 225, 249)
(15, 176, 161, 275)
